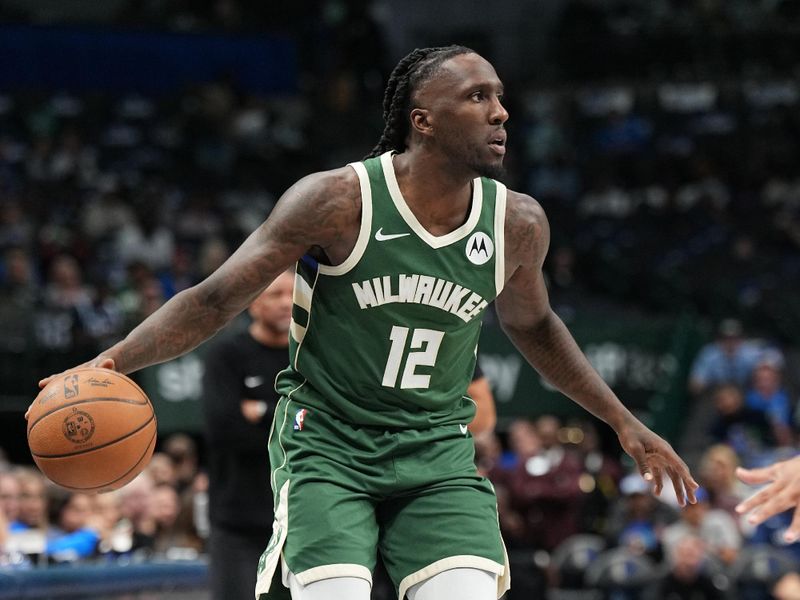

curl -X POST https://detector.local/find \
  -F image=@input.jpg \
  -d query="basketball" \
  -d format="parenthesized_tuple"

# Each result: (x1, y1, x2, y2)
(26, 367, 157, 493)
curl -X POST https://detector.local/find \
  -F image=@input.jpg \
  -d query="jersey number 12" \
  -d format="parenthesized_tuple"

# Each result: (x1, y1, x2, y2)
(382, 326, 444, 389)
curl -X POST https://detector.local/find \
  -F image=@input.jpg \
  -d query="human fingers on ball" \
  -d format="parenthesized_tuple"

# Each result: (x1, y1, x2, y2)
(37, 357, 116, 389)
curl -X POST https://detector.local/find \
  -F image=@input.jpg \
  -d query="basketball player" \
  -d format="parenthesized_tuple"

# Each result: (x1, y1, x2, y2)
(32, 46, 698, 599)
(736, 455, 800, 543)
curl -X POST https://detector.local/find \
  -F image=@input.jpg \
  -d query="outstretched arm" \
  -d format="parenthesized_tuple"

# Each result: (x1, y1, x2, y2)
(736, 455, 800, 543)
(495, 191, 698, 505)
(35, 167, 360, 385)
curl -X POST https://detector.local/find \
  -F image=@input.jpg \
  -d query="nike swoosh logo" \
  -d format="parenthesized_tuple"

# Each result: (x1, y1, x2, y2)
(244, 376, 265, 388)
(459, 424, 469, 435)
(375, 228, 410, 242)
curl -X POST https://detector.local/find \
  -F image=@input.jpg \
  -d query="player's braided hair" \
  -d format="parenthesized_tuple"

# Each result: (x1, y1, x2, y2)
(365, 45, 474, 159)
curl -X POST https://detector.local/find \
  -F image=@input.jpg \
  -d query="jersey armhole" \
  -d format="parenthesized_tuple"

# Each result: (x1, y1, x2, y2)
(318, 161, 373, 276)
(494, 181, 507, 296)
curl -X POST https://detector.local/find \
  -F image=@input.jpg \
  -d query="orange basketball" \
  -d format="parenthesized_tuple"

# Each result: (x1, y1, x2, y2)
(26, 367, 157, 493)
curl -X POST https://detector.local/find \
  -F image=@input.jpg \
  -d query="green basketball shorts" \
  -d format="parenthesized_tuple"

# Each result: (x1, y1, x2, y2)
(255, 394, 509, 599)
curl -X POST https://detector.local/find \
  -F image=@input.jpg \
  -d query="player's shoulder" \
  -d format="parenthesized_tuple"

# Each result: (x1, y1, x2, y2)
(291, 165, 361, 205)
(503, 189, 549, 263)
(505, 188, 546, 225)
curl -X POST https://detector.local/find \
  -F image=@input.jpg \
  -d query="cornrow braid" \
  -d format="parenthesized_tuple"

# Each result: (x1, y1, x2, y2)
(365, 45, 474, 159)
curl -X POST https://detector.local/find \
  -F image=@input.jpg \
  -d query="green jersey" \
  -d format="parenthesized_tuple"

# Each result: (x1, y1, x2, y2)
(275, 151, 507, 428)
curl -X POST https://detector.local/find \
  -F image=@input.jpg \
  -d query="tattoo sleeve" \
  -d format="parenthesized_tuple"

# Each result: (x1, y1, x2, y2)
(104, 168, 360, 374)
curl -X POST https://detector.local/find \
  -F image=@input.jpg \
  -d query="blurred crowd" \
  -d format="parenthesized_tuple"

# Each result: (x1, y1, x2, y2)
(472, 409, 799, 598)
(0, 433, 206, 568)
(2, 403, 799, 598)
(2, 1, 800, 598)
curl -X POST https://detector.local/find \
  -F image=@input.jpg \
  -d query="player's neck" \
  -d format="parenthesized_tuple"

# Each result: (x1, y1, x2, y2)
(392, 150, 474, 229)
(249, 323, 289, 349)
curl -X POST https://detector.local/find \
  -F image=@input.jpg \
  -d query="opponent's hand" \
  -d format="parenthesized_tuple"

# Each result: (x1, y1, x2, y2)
(736, 455, 800, 543)
(617, 419, 699, 506)
(25, 356, 117, 420)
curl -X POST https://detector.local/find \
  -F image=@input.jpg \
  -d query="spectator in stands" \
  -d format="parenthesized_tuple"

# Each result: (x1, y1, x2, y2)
(12, 469, 57, 538)
(0, 247, 39, 306)
(688, 319, 772, 396)
(115, 199, 175, 272)
(162, 433, 199, 495)
(485, 419, 538, 548)
(574, 420, 623, 535)
(656, 534, 720, 600)
(505, 415, 585, 550)
(80, 189, 136, 243)
(474, 431, 503, 479)
(151, 483, 202, 555)
(118, 472, 157, 553)
(43, 254, 93, 311)
(46, 491, 103, 562)
(662, 487, 741, 566)
(605, 473, 678, 560)
(91, 490, 127, 556)
(745, 355, 795, 447)
(0, 471, 21, 525)
(698, 444, 747, 517)
(36, 254, 95, 359)
(709, 384, 776, 467)
(117, 261, 166, 329)
(146, 453, 178, 487)
(0, 202, 34, 250)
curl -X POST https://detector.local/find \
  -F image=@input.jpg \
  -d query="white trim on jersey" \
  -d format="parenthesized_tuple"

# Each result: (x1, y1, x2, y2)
(318, 161, 373, 276)
(292, 268, 319, 369)
(293, 272, 314, 311)
(380, 151, 483, 249)
(290, 272, 314, 344)
(493, 182, 507, 296)
(254, 480, 291, 598)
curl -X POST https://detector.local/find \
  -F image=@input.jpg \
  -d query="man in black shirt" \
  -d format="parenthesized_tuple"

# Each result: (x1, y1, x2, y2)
(201, 270, 294, 600)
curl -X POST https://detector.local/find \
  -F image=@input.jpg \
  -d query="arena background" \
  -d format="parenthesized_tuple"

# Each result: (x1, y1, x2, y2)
(1, 1, 799, 598)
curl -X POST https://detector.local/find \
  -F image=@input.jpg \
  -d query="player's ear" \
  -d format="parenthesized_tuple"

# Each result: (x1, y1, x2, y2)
(410, 108, 433, 138)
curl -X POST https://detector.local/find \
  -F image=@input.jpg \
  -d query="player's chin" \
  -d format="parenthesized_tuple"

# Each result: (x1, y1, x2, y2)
(474, 157, 506, 181)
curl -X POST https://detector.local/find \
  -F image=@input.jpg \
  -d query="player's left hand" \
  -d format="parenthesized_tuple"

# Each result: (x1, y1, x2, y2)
(616, 419, 699, 506)
(736, 455, 800, 543)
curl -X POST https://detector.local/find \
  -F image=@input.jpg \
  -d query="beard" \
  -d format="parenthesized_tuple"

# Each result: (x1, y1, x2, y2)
(468, 157, 506, 181)
(439, 128, 507, 181)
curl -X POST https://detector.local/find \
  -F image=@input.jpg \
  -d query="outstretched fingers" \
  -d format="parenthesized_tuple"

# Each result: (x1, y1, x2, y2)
(736, 481, 784, 517)
(735, 465, 775, 486)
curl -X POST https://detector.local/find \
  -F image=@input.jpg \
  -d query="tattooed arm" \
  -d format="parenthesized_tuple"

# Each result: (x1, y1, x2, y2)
(495, 190, 698, 504)
(37, 167, 361, 383)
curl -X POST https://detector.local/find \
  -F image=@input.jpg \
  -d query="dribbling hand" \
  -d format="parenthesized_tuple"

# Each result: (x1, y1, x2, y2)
(736, 455, 800, 543)
(25, 356, 117, 421)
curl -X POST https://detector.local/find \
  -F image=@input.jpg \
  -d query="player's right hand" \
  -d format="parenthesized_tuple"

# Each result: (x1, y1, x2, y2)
(26, 356, 117, 421)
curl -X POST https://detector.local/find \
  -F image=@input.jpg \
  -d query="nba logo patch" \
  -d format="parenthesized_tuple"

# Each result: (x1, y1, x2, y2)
(294, 408, 308, 431)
